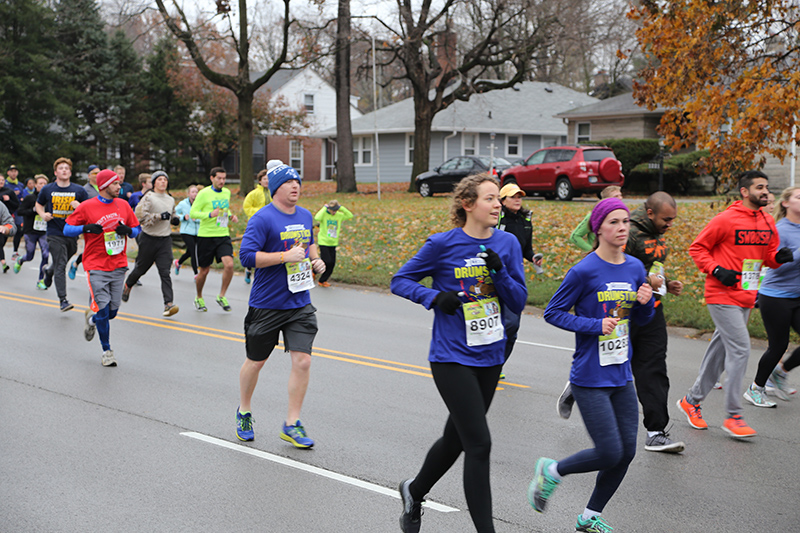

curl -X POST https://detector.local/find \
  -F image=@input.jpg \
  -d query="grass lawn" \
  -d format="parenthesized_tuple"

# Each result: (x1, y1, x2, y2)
(169, 181, 773, 340)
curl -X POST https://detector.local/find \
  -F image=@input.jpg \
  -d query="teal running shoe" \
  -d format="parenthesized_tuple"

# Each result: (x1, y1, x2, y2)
(576, 514, 614, 532)
(528, 457, 560, 513)
(68, 259, 77, 280)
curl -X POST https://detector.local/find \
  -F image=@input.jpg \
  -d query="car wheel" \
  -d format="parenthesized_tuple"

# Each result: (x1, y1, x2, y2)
(556, 178, 574, 201)
(418, 181, 432, 197)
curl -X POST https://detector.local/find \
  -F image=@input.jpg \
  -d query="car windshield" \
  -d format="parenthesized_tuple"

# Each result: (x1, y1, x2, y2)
(477, 156, 511, 168)
(582, 149, 615, 162)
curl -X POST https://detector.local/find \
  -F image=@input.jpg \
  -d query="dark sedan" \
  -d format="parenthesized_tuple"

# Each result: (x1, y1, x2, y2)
(415, 155, 512, 197)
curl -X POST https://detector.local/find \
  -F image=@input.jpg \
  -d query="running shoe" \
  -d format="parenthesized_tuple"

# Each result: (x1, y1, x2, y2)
(677, 396, 707, 429)
(68, 259, 77, 280)
(135, 279, 142, 286)
(766, 368, 795, 401)
(163, 303, 179, 317)
(101, 349, 117, 367)
(216, 295, 231, 312)
(557, 381, 574, 419)
(36, 280, 47, 290)
(121, 284, 131, 302)
(399, 478, 423, 533)
(713, 381, 723, 390)
(644, 430, 685, 453)
(499, 372, 506, 380)
(280, 420, 314, 448)
(528, 457, 560, 513)
(318, 281, 331, 287)
(173, 259, 180, 276)
(11, 252, 19, 262)
(43, 267, 53, 288)
(2, 263, 8, 273)
(743, 385, 776, 408)
(194, 297, 207, 312)
(576, 514, 614, 532)
(83, 309, 96, 342)
(13, 258, 21, 274)
(236, 409, 254, 441)
(60, 299, 74, 312)
(722, 414, 757, 438)
(244, 269, 251, 284)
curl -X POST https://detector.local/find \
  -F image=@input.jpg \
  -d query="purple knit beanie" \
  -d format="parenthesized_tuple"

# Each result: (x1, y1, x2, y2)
(590, 198, 629, 234)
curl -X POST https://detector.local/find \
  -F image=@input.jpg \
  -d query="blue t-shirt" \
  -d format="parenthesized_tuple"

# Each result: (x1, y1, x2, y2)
(391, 228, 528, 367)
(120, 181, 134, 200)
(759, 217, 800, 298)
(36, 182, 89, 237)
(544, 252, 655, 387)
(129, 191, 143, 209)
(239, 203, 316, 310)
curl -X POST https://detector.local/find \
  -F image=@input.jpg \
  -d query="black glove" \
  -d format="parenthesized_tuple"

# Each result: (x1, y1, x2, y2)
(170, 216, 180, 226)
(712, 266, 740, 287)
(433, 290, 462, 315)
(775, 247, 794, 264)
(478, 247, 503, 272)
(160, 211, 171, 220)
(115, 222, 133, 236)
(84, 223, 103, 234)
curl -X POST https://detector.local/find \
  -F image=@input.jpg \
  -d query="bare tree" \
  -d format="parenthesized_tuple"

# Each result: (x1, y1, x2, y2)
(335, 0, 356, 192)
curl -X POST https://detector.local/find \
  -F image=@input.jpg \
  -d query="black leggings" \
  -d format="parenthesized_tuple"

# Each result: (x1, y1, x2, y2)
(318, 245, 336, 283)
(177, 234, 198, 275)
(409, 362, 501, 533)
(756, 293, 800, 385)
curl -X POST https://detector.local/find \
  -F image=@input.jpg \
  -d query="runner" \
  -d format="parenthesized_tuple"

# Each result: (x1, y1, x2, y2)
(391, 173, 527, 533)
(746, 186, 800, 403)
(569, 186, 622, 252)
(314, 199, 354, 287)
(174, 184, 200, 277)
(67, 165, 102, 279)
(64, 169, 140, 366)
(0, 174, 20, 273)
(678, 170, 793, 438)
(530, 197, 654, 533)
(0, 201, 16, 249)
(35, 157, 89, 311)
(236, 163, 325, 448)
(121, 171, 180, 317)
(190, 167, 238, 312)
(13, 175, 50, 288)
(242, 164, 275, 284)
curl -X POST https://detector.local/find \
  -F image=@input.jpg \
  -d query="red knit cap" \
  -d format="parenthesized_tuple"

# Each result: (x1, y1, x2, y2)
(96, 169, 120, 190)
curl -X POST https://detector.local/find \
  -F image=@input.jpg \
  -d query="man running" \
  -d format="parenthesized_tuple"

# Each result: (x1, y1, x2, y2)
(64, 169, 140, 366)
(190, 166, 238, 312)
(13, 175, 50, 288)
(236, 164, 325, 448)
(679, 171, 792, 438)
(35, 158, 89, 311)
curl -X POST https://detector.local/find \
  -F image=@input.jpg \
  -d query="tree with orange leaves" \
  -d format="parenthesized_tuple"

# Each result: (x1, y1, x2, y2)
(628, 0, 800, 185)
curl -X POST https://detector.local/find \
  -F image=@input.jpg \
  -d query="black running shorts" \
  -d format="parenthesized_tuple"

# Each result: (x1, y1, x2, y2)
(196, 236, 233, 268)
(244, 304, 318, 361)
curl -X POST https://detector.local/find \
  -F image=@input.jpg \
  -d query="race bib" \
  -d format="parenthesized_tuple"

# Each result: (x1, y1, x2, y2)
(741, 259, 763, 291)
(104, 231, 125, 256)
(598, 319, 629, 366)
(648, 261, 667, 296)
(759, 266, 770, 287)
(463, 297, 504, 346)
(327, 222, 338, 239)
(216, 212, 229, 228)
(286, 258, 314, 293)
(33, 215, 47, 232)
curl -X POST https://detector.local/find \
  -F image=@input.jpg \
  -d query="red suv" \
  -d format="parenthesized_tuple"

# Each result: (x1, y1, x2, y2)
(500, 145, 624, 201)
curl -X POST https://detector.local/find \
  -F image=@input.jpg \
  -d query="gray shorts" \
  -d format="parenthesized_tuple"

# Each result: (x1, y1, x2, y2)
(86, 268, 127, 312)
(244, 304, 318, 362)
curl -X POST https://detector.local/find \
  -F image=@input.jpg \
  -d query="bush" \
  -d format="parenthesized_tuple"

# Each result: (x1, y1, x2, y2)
(627, 150, 712, 194)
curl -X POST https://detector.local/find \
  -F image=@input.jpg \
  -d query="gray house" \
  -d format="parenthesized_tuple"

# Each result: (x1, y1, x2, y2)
(314, 82, 599, 183)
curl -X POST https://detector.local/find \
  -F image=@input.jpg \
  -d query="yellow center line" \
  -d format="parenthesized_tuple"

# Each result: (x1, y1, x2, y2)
(0, 290, 529, 389)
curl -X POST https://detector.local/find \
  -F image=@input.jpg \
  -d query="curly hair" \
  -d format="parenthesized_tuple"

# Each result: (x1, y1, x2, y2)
(449, 173, 500, 227)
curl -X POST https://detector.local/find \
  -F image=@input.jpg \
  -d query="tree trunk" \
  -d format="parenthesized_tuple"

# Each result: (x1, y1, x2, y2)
(335, 0, 356, 192)
(409, 95, 434, 192)
(238, 90, 254, 196)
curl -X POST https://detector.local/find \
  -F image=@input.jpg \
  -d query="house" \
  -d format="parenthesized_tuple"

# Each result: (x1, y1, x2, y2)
(314, 82, 599, 183)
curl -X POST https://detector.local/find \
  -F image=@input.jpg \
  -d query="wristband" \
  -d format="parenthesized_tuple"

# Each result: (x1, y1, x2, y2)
(280, 252, 284, 264)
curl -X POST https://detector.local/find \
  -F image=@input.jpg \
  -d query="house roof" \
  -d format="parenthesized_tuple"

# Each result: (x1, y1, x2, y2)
(555, 91, 665, 119)
(315, 81, 598, 137)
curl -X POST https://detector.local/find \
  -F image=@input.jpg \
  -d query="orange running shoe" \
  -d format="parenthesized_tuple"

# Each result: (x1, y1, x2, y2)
(318, 281, 331, 287)
(677, 396, 708, 429)
(722, 415, 757, 439)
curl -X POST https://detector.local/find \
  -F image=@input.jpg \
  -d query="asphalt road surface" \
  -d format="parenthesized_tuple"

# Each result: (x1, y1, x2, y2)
(2, 258, 799, 532)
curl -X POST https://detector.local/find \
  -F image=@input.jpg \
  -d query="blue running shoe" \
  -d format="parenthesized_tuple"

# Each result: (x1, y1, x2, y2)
(281, 420, 314, 448)
(68, 259, 77, 280)
(174, 259, 180, 276)
(245, 268, 251, 284)
(528, 457, 560, 513)
(236, 409, 254, 441)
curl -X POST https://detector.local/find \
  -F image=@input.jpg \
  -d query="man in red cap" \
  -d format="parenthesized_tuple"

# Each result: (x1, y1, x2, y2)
(65, 169, 140, 367)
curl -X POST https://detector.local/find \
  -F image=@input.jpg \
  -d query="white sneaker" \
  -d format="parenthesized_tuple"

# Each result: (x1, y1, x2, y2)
(765, 368, 795, 401)
(101, 350, 117, 367)
(556, 381, 574, 419)
(743, 385, 776, 408)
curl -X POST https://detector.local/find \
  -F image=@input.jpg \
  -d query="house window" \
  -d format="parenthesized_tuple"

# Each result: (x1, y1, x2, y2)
(406, 134, 414, 165)
(577, 123, 591, 143)
(506, 135, 520, 157)
(463, 133, 478, 155)
(354, 136, 373, 166)
(304, 94, 315, 114)
(290, 140, 303, 176)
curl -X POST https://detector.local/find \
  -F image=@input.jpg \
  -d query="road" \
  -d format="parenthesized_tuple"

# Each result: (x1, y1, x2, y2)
(1, 259, 799, 532)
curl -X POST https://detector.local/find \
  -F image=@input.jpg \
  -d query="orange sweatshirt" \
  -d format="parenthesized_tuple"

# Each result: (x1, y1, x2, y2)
(689, 200, 781, 308)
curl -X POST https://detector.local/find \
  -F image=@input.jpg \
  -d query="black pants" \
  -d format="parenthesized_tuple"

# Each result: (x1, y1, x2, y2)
(177, 234, 198, 275)
(756, 293, 800, 384)
(318, 245, 336, 283)
(409, 362, 501, 533)
(125, 233, 174, 305)
(630, 303, 670, 432)
(47, 235, 78, 301)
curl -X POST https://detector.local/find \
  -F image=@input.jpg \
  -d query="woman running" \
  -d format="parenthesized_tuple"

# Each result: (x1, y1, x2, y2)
(391, 173, 528, 533)
(174, 184, 200, 277)
(745, 187, 800, 404)
(530, 197, 654, 533)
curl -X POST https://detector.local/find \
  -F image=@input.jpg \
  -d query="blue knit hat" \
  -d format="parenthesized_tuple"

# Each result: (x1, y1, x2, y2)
(268, 164, 301, 197)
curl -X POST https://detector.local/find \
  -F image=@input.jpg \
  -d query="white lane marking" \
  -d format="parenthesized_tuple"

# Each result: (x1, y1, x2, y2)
(181, 431, 459, 513)
(516, 340, 573, 351)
